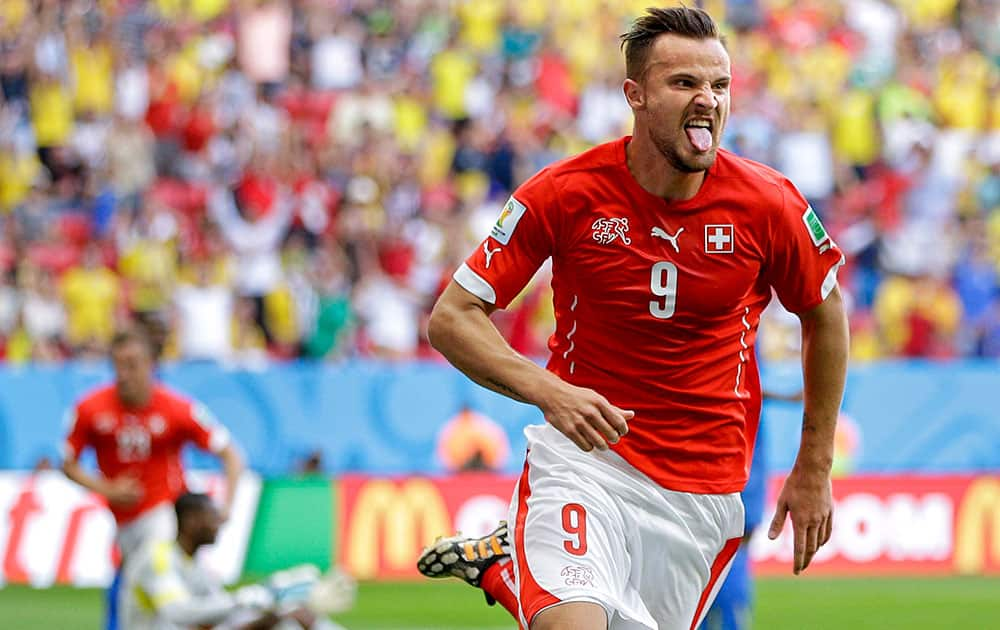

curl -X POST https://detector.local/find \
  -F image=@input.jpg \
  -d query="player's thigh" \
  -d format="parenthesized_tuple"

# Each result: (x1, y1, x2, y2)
(509, 455, 629, 627)
(532, 601, 608, 630)
(636, 492, 744, 629)
(116, 502, 177, 560)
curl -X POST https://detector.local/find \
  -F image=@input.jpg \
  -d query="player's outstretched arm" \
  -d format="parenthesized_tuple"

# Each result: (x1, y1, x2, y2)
(217, 443, 245, 519)
(768, 285, 848, 574)
(159, 593, 243, 627)
(428, 281, 632, 452)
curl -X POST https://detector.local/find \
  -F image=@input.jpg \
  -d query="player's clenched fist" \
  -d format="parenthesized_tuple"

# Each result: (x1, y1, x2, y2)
(537, 382, 633, 452)
(103, 476, 144, 507)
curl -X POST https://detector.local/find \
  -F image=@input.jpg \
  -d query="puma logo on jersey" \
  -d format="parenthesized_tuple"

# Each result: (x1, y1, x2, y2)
(651, 226, 684, 252)
(483, 240, 501, 268)
(592, 217, 632, 246)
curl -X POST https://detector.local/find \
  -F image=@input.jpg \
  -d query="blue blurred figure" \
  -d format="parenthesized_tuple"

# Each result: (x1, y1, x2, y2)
(701, 388, 800, 630)
(106, 571, 121, 630)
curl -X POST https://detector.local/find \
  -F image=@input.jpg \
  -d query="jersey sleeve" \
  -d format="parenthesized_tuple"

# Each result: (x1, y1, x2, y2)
(179, 400, 231, 453)
(764, 179, 845, 314)
(62, 403, 91, 461)
(453, 171, 560, 309)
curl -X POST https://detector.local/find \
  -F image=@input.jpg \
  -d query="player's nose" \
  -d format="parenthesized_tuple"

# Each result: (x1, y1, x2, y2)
(691, 86, 717, 111)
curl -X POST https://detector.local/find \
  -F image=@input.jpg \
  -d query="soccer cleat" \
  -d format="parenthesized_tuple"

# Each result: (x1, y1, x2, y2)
(416, 520, 511, 589)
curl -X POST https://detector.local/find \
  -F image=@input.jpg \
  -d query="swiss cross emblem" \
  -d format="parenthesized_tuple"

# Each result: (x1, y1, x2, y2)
(148, 414, 166, 435)
(704, 224, 734, 254)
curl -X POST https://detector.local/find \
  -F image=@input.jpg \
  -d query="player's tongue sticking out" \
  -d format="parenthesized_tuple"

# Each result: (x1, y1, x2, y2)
(685, 125, 713, 152)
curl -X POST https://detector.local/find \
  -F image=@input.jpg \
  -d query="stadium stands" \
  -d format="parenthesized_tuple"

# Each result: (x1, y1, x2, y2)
(0, 0, 995, 365)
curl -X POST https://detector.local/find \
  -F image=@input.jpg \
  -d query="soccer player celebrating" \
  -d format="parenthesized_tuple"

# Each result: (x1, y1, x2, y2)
(420, 7, 847, 630)
(61, 327, 245, 629)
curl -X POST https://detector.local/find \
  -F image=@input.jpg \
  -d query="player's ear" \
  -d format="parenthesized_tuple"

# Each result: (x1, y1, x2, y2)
(623, 78, 644, 110)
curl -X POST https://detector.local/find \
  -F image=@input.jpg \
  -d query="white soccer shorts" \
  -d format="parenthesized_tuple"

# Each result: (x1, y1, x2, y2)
(116, 502, 177, 561)
(509, 424, 744, 630)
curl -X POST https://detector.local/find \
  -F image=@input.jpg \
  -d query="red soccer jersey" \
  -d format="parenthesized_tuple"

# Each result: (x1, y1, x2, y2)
(455, 137, 844, 493)
(62, 384, 231, 524)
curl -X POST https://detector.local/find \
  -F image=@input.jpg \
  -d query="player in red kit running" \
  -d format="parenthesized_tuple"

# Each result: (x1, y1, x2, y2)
(421, 7, 848, 630)
(61, 327, 245, 629)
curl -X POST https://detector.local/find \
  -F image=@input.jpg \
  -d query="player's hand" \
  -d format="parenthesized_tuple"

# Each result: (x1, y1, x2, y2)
(538, 382, 634, 452)
(235, 583, 276, 610)
(283, 606, 317, 628)
(767, 465, 833, 575)
(103, 476, 143, 506)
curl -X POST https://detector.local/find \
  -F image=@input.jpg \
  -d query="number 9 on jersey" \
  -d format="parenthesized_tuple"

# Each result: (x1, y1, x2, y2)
(649, 262, 678, 319)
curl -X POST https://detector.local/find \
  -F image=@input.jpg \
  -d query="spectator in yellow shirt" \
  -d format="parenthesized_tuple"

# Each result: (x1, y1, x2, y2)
(60, 244, 121, 352)
(0, 145, 41, 212)
(117, 203, 179, 318)
(154, 0, 228, 22)
(29, 72, 74, 150)
(934, 50, 993, 131)
(832, 87, 880, 171)
(430, 42, 475, 120)
(68, 24, 114, 116)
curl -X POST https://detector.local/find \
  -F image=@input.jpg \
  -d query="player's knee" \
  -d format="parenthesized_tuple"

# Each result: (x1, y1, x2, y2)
(530, 601, 608, 630)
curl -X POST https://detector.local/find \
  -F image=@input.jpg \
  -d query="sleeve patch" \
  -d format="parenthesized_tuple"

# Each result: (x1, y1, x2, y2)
(802, 206, 830, 246)
(490, 196, 528, 245)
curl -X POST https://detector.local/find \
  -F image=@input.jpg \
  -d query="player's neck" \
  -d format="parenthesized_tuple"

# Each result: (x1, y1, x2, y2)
(626, 132, 706, 202)
(116, 385, 153, 409)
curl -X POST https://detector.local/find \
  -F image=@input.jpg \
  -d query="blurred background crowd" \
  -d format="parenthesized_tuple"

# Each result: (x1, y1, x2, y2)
(0, 0, 997, 365)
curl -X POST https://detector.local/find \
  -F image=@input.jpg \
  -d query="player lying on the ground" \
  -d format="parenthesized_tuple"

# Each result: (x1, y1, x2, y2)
(122, 492, 355, 630)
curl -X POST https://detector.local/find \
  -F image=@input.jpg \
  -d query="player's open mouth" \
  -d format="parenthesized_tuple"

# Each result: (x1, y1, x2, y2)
(684, 119, 714, 153)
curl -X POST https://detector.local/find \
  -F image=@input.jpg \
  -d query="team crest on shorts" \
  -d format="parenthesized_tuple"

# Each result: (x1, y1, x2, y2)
(561, 565, 595, 587)
(591, 217, 632, 246)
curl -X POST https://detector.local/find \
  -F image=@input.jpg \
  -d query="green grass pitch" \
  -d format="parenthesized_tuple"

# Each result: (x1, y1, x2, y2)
(0, 577, 997, 629)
